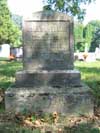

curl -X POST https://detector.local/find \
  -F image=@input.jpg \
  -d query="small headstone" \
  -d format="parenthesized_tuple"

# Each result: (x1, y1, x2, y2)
(95, 47, 100, 60)
(0, 44, 10, 58)
(5, 11, 93, 117)
(86, 53, 96, 62)
(10, 47, 23, 58)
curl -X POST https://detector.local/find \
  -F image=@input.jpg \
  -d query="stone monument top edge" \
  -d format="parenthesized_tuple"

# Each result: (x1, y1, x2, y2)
(24, 10, 73, 22)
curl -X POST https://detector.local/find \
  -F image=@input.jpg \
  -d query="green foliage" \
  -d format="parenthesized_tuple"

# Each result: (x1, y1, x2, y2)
(74, 23, 84, 43)
(83, 23, 94, 50)
(84, 20, 100, 51)
(90, 29, 100, 52)
(74, 22, 85, 52)
(31, 115, 36, 122)
(88, 20, 100, 51)
(88, 20, 100, 29)
(75, 42, 85, 52)
(74, 20, 100, 52)
(44, 0, 95, 20)
(0, 0, 22, 47)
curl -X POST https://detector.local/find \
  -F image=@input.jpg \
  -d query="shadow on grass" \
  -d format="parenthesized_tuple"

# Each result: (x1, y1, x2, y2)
(0, 61, 22, 113)
(0, 81, 13, 90)
(75, 62, 100, 111)
(0, 101, 5, 113)
(0, 61, 22, 77)
(64, 122, 100, 133)
(0, 61, 22, 90)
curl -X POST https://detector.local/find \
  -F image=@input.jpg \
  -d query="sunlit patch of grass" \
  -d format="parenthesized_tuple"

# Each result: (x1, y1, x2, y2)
(75, 61, 100, 105)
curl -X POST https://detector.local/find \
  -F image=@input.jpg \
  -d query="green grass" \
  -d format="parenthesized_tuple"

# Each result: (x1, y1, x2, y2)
(0, 60, 100, 100)
(0, 60, 22, 112)
(75, 61, 100, 104)
(0, 60, 100, 101)
(0, 60, 22, 90)
(0, 60, 100, 132)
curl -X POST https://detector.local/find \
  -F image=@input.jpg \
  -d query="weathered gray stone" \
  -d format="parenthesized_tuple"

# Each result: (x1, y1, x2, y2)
(5, 11, 93, 116)
(5, 83, 93, 116)
(23, 11, 74, 71)
(16, 11, 80, 87)
(15, 70, 81, 87)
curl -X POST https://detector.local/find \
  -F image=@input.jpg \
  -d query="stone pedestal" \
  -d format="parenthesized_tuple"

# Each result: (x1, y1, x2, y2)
(5, 83, 93, 116)
(15, 70, 81, 87)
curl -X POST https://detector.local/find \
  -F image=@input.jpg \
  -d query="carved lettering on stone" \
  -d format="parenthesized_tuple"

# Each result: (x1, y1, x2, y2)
(23, 11, 74, 70)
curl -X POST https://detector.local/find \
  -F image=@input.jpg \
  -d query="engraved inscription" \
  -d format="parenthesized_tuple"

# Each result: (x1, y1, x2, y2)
(23, 11, 74, 70)
(25, 21, 69, 32)
(24, 40, 69, 55)
(24, 21, 69, 52)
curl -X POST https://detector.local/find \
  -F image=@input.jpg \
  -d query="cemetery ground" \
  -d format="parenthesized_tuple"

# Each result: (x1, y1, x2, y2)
(0, 60, 100, 132)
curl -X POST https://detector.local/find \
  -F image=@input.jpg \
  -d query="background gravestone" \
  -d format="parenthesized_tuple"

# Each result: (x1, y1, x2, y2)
(0, 44, 10, 58)
(5, 11, 93, 116)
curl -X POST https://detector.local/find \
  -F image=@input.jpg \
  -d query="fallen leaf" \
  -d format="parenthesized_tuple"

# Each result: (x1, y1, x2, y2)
(52, 111, 59, 123)
(24, 119, 34, 127)
(34, 120, 41, 127)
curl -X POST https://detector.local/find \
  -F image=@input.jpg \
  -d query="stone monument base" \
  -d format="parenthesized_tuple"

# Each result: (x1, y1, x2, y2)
(15, 70, 81, 87)
(5, 83, 93, 116)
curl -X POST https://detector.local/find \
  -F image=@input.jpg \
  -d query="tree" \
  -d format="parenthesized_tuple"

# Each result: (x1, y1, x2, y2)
(83, 23, 94, 50)
(74, 22, 85, 52)
(44, 0, 95, 20)
(90, 29, 100, 51)
(0, 0, 22, 47)
(90, 24, 100, 51)
(84, 20, 100, 51)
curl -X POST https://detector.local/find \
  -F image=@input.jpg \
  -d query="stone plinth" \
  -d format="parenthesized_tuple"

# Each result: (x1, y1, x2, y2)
(15, 70, 81, 87)
(5, 83, 93, 116)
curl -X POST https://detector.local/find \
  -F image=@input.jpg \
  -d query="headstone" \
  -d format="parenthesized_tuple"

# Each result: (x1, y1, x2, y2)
(85, 52, 96, 62)
(5, 11, 93, 117)
(15, 11, 80, 87)
(95, 47, 100, 60)
(10, 47, 23, 58)
(0, 44, 10, 58)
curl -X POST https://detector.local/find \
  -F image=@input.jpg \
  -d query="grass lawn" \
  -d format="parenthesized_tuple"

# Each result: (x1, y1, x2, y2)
(0, 60, 100, 99)
(75, 61, 100, 105)
(0, 60, 23, 90)
(0, 60, 100, 103)
(0, 60, 100, 132)
(0, 60, 23, 112)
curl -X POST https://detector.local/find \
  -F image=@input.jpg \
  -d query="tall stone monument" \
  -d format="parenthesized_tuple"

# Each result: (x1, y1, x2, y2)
(5, 11, 93, 116)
